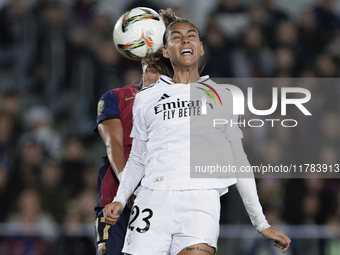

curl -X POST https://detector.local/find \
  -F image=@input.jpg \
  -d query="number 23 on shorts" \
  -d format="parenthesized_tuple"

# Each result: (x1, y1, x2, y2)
(128, 205, 153, 233)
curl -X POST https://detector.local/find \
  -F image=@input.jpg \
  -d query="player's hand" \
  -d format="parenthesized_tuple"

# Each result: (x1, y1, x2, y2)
(127, 194, 136, 208)
(102, 202, 123, 225)
(260, 227, 291, 253)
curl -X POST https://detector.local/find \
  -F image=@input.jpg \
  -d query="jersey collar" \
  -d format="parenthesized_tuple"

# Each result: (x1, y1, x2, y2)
(160, 75, 210, 85)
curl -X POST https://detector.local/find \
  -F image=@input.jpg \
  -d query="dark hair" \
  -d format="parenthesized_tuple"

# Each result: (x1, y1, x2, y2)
(159, 8, 201, 46)
(151, 8, 204, 76)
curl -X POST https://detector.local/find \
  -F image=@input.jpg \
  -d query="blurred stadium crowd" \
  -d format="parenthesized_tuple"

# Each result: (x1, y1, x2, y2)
(0, 0, 340, 254)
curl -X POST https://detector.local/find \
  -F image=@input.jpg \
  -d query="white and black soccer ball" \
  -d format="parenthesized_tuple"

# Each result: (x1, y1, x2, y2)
(113, 7, 166, 60)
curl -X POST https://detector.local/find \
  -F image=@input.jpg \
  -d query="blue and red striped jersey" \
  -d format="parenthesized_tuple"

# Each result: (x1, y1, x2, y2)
(95, 84, 141, 209)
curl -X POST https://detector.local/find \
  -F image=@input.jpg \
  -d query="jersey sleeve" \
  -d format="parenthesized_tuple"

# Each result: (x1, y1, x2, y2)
(96, 90, 120, 126)
(230, 139, 271, 233)
(130, 93, 148, 141)
(113, 138, 146, 207)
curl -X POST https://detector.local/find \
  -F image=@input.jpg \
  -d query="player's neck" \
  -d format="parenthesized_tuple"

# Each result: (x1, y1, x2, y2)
(171, 67, 200, 84)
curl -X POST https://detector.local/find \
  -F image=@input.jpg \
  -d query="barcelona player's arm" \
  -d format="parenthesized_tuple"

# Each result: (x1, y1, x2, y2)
(98, 119, 126, 181)
(103, 90, 147, 226)
(97, 98, 136, 209)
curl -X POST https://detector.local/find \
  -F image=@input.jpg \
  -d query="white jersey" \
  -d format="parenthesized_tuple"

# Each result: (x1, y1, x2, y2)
(131, 75, 243, 193)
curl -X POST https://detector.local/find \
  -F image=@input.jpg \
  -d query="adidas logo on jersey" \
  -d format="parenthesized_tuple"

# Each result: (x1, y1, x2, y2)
(153, 176, 164, 183)
(158, 93, 170, 102)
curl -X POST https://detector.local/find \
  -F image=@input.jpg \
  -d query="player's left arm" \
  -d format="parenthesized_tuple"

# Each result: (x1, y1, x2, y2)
(223, 88, 291, 252)
(230, 139, 291, 253)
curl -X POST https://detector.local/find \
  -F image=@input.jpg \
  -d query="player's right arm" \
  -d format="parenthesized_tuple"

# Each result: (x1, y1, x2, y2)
(96, 90, 125, 180)
(98, 119, 126, 180)
(103, 92, 147, 226)
(103, 138, 146, 225)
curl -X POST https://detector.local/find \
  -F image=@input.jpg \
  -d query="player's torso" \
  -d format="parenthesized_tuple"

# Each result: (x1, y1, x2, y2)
(139, 77, 234, 155)
(137, 77, 238, 190)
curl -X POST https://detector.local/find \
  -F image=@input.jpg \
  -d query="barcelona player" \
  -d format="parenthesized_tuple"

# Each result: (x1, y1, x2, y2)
(94, 52, 173, 255)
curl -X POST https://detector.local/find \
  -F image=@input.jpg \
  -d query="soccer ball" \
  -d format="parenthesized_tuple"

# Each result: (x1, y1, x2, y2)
(113, 7, 166, 61)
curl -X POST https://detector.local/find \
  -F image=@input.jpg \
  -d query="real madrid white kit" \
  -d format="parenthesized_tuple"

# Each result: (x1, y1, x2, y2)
(113, 75, 270, 255)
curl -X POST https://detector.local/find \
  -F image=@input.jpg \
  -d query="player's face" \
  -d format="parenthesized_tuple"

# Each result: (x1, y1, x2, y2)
(162, 22, 204, 69)
(142, 64, 161, 87)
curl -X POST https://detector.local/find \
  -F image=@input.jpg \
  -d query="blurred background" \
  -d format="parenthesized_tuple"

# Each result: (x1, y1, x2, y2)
(0, 0, 340, 254)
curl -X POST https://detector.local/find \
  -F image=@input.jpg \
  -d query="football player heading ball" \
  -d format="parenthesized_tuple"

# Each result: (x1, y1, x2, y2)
(104, 8, 291, 255)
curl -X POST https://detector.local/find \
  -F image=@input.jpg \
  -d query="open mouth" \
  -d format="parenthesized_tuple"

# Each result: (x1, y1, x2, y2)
(181, 49, 193, 55)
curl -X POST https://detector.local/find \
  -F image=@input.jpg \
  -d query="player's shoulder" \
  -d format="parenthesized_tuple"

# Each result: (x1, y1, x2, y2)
(113, 84, 140, 95)
(138, 83, 157, 93)
(200, 77, 233, 95)
(100, 84, 140, 101)
(98, 89, 118, 104)
(138, 75, 171, 95)
(196, 77, 234, 104)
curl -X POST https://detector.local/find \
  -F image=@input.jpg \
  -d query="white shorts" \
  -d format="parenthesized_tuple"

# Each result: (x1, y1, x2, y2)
(122, 188, 220, 255)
